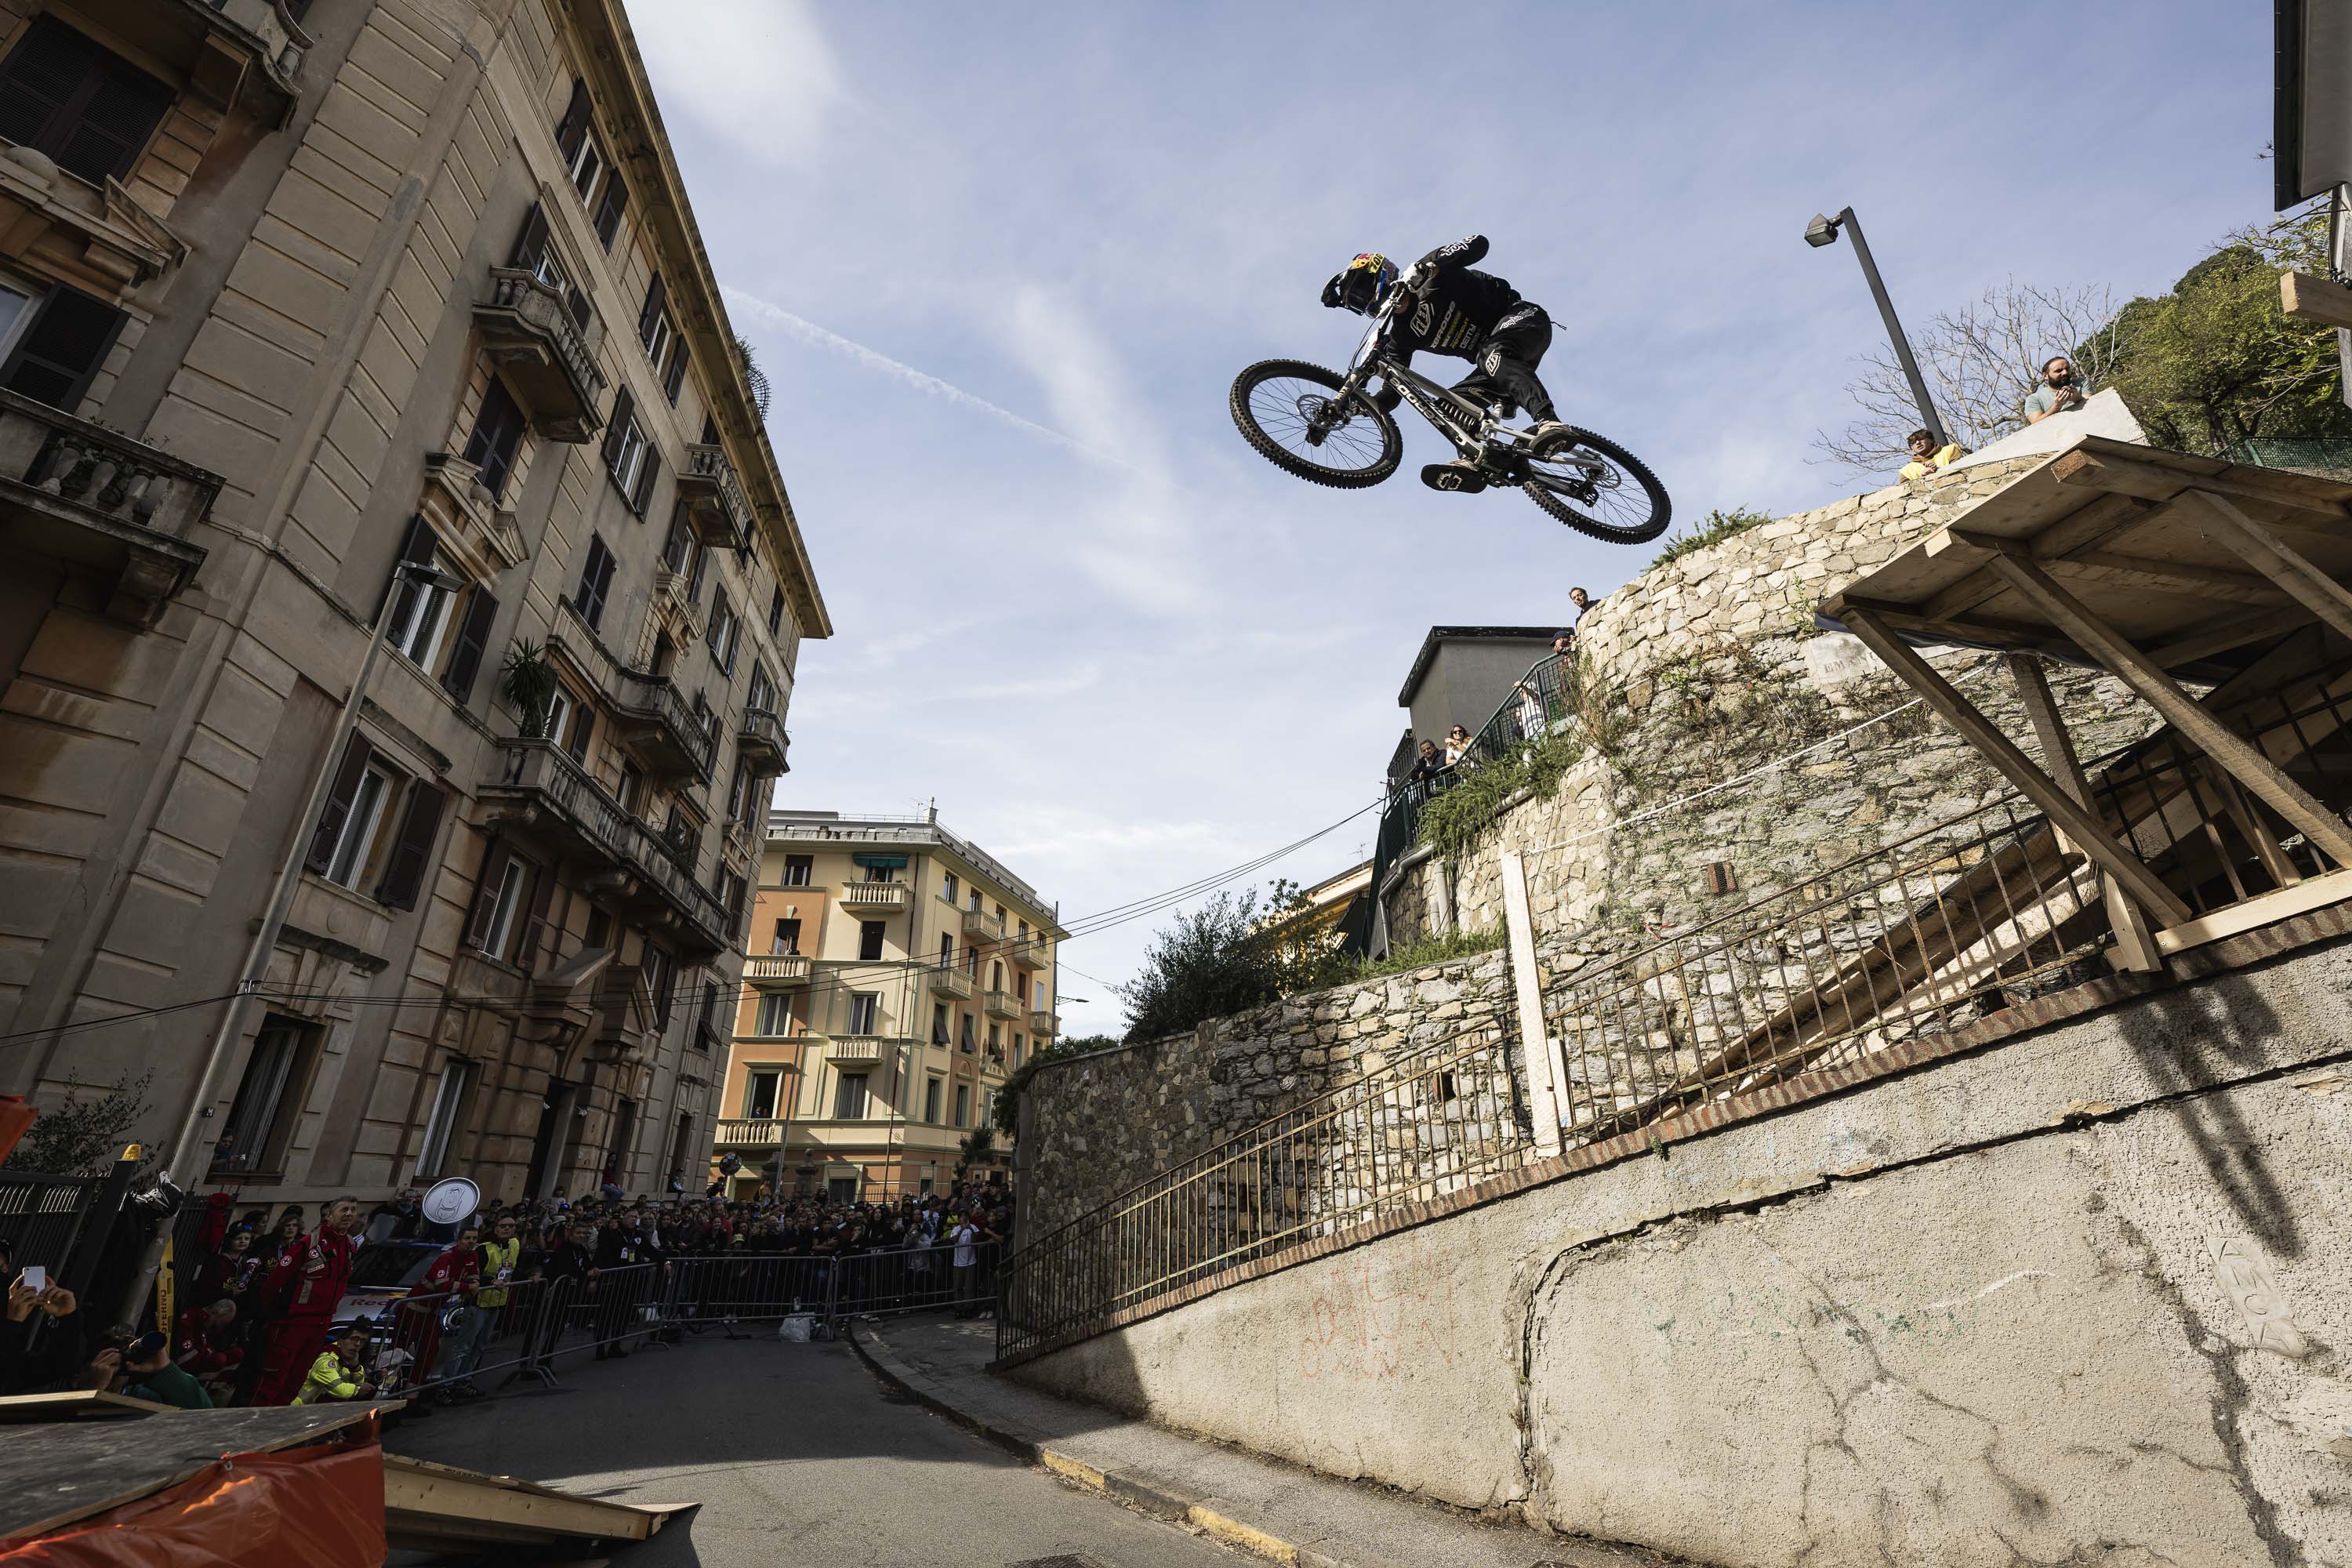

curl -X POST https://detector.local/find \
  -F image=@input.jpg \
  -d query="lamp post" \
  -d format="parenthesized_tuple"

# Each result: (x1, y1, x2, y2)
(118, 560, 465, 1320)
(1805, 207, 1949, 451)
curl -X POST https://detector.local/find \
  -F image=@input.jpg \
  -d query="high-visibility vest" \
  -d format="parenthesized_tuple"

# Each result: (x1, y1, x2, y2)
(476, 1238, 523, 1308)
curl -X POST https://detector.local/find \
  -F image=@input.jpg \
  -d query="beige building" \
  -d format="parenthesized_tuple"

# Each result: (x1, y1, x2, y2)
(0, 1, 829, 1206)
(713, 808, 1064, 1202)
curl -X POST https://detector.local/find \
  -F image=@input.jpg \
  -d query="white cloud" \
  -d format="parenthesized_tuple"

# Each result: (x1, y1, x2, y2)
(626, 0, 844, 165)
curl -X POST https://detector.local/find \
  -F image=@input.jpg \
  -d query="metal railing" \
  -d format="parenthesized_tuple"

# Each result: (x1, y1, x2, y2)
(997, 1025, 1529, 1361)
(680, 442, 751, 546)
(612, 666, 717, 780)
(0, 1169, 108, 1279)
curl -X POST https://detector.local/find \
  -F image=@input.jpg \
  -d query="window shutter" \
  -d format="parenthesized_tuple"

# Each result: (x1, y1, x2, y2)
(0, 19, 85, 152)
(566, 707, 593, 763)
(460, 840, 510, 950)
(0, 19, 169, 187)
(374, 514, 437, 626)
(637, 272, 666, 343)
(665, 342, 688, 406)
(565, 286, 591, 328)
(0, 285, 125, 412)
(686, 539, 707, 601)
(601, 388, 633, 467)
(440, 586, 499, 702)
(554, 78, 591, 162)
(56, 63, 170, 184)
(304, 736, 376, 874)
(508, 201, 550, 270)
(375, 782, 448, 910)
(577, 535, 613, 630)
(593, 175, 628, 250)
(768, 587, 784, 636)
(631, 445, 660, 516)
(523, 857, 557, 968)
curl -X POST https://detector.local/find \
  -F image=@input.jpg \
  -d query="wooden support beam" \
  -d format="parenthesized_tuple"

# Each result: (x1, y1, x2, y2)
(2146, 606, 2315, 670)
(2281, 269, 2352, 331)
(1918, 494, 2169, 625)
(1824, 595, 2081, 656)
(2006, 653, 2163, 971)
(1983, 552, 2352, 869)
(2184, 488, 2352, 645)
(1841, 607, 2192, 924)
(2051, 446, 2352, 520)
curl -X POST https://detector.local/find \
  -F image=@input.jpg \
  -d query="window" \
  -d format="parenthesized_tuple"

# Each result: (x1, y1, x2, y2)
(1011, 1035, 1023, 1067)
(637, 273, 673, 372)
(746, 662, 776, 716)
(846, 993, 879, 1034)
(931, 1003, 949, 1045)
(575, 534, 615, 631)
(464, 848, 533, 963)
(727, 763, 753, 824)
(754, 992, 792, 1037)
(463, 377, 528, 499)
(644, 943, 675, 1029)
(782, 855, 812, 887)
(0, 18, 172, 187)
(564, 124, 603, 201)
(937, 935, 953, 967)
(941, 873, 959, 906)
(584, 908, 611, 950)
(664, 340, 690, 406)
(0, 283, 124, 412)
(986, 1022, 1001, 1055)
(616, 759, 644, 815)
(412, 1058, 473, 1181)
(324, 759, 394, 889)
(990, 961, 1003, 991)
(210, 1014, 315, 1175)
(768, 585, 785, 637)
(953, 1083, 971, 1128)
(602, 388, 659, 514)
(660, 507, 695, 574)
(771, 917, 800, 955)
(980, 1089, 994, 1127)
(968, 888, 982, 912)
(862, 862, 896, 884)
(959, 1014, 975, 1053)
(858, 920, 885, 962)
(592, 169, 628, 251)
(708, 591, 739, 673)
(687, 541, 709, 602)
(834, 1072, 869, 1120)
(306, 737, 443, 906)
(924, 1077, 943, 1123)
(743, 1069, 781, 1120)
(717, 868, 747, 935)
(827, 1175, 858, 1205)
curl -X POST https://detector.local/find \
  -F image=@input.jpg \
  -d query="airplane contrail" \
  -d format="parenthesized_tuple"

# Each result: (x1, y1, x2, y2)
(720, 285, 1118, 467)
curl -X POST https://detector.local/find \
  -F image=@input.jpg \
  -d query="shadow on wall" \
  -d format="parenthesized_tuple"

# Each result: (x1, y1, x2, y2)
(2117, 975, 2301, 1260)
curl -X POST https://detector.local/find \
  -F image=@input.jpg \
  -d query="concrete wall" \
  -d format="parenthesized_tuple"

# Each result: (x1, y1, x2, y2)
(1009, 934, 2352, 1568)
(1404, 633, 1558, 760)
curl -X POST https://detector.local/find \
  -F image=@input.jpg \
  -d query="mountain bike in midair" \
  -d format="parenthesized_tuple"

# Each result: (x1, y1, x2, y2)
(1227, 279, 1671, 544)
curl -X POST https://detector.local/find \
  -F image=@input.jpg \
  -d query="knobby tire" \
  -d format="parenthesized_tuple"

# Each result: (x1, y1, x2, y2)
(1229, 359, 1402, 489)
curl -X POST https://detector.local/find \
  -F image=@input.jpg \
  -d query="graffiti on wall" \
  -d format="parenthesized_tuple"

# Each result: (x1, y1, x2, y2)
(1298, 1236, 1458, 1381)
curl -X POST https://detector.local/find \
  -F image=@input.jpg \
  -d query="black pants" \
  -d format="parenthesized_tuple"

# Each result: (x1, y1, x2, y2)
(1451, 303, 1555, 423)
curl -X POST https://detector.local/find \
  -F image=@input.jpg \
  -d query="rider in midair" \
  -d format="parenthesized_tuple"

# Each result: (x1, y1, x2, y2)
(1322, 237, 1566, 492)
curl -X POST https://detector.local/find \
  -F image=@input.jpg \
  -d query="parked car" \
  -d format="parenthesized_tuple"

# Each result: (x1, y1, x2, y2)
(334, 1240, 441, 1329)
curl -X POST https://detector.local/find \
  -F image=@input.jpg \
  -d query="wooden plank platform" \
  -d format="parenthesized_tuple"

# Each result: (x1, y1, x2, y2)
(383, 1453, 693, 1553)
(0, 1390, 173, 1425)
(0, 1403, 385, 1541)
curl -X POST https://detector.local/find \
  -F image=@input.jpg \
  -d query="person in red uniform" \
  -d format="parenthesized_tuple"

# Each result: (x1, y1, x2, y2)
(394, 1223, 481, 1403)
(250, 1195, 361, 1406)
(172, 1297, 243, 1393)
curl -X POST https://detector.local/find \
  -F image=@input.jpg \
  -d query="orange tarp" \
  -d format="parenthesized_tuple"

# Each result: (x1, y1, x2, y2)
(0, 1438, 384, 1568)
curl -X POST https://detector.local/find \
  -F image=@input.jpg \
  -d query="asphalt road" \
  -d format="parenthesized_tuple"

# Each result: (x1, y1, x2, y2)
(383, 1328, 1250, 1568)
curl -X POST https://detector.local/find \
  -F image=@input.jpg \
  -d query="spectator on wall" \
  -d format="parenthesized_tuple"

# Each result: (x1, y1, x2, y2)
(1407, 739, 1448, 797)
(1900, 428, 1964, 481)
(2023, 356, 2088, 424)
(1443, 724, 1473, 765)
(1568, 585, 1596, 619)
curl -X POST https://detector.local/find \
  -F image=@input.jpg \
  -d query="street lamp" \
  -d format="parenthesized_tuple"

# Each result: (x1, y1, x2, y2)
(1805, 206, 1950, 451)
(119, 560, 466, 1319)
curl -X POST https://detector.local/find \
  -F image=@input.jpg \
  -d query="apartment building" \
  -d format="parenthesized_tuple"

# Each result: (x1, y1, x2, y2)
(0, 1, 829, 1207)
(713, 808, 1064, 1202)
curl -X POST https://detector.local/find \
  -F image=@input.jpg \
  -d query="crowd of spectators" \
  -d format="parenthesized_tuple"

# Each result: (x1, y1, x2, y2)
(1896, 354, 2092, 483)
(1396, 609, 1591, 809)
(0, 1170, 1015, 1412)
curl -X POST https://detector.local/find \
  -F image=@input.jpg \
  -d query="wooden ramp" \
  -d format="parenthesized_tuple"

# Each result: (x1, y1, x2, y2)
(383, 1452, 692, 1555)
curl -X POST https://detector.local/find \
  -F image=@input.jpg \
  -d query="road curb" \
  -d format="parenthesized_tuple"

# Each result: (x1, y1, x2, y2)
(849, 1323, 1341, 1568)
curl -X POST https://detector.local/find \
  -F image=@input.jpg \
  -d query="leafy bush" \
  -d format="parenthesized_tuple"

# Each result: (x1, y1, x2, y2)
(1650, 506, 1773, 571)
(1327, 924, 1504, 985)
(1115, 890, 1294, 1042)
(3, 1073, 152, 1175)
(1415, 723, 1590, 865)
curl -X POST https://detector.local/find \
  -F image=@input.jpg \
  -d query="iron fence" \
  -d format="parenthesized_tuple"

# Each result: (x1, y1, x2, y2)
(0, 1170, 106, 1279)
(996, 1025, 1529, 1361)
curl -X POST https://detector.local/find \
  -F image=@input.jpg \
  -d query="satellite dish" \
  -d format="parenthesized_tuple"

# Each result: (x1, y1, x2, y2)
(420, 1177, 479, 1228)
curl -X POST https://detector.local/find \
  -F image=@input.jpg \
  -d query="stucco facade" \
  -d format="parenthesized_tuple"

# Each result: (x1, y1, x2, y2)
(0, 0, 830, 1208)
(713, 808, 1063, 1202)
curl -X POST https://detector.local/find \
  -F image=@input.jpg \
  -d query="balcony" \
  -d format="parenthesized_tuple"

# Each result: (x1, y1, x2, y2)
(984, 989, 1021, 1022)
(738, 707, 789, 771)
(827, 1035, 888, 1065)
(677, 443, 750, 550)
(1029, 1010, 1058, 1037)
(962, 908, 1006, 942)
(475, 269, 605, 442)
(0, 391, 217, 628)
(611, 668, 715, 780)
(652, 565, 702, 642)
(746, 954, 811, 985)
(840, 882, 909, 913)
(480, 739, 730, 955)
(713, 1118, 782, 1151)
(931, 964, 974, 1000)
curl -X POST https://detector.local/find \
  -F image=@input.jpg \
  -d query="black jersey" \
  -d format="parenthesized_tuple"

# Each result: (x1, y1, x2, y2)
(1386, 236, 1523, 363)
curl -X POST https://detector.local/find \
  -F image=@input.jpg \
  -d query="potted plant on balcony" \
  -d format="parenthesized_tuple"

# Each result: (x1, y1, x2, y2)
(500, 640, 560, 739)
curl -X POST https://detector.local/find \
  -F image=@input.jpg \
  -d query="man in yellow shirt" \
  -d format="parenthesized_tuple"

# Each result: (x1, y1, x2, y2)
(292, 1324, 377, 1406)
(1900, 427, 1963, 481)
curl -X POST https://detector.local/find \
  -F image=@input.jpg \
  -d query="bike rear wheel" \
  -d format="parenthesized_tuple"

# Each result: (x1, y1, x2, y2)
(1524, 427, 1671, 543)
(1229, 359, 1401, 488)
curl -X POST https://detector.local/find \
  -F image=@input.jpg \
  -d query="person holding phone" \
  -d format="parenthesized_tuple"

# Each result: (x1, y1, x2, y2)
(2, 1246, 85, 1396)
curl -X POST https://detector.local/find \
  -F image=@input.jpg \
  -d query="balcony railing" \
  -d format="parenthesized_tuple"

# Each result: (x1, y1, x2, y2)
(746, 954, 811, 985)
(678, 442, 750, 549)
(738, 706, 789, 771)
(712, 1118, 782, 1150)
(475, 269, 604, 441)
(828, 1036, 887, 1065)
(931, 964, 975, 1000)
(840, 882, 910, 912)
(962, 908, 1006, 941)
(612, 667, 716, 780)
(481, 740, 729, 954)
(1, 390, 218, 628)
(1029, 1009, 1058, 1037)
(983, 988, 1020, 1021)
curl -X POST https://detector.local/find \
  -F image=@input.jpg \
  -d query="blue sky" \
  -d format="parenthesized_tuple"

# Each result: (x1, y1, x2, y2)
(627, 1, 2275, 1037)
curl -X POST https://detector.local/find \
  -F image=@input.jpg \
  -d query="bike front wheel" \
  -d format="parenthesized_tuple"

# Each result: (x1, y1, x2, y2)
(1524, 427, 1671, 543)
(1229, 359, 1401, 488)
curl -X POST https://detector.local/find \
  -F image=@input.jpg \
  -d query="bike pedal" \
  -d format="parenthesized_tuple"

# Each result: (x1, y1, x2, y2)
(1421, 463, 1486, 495)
